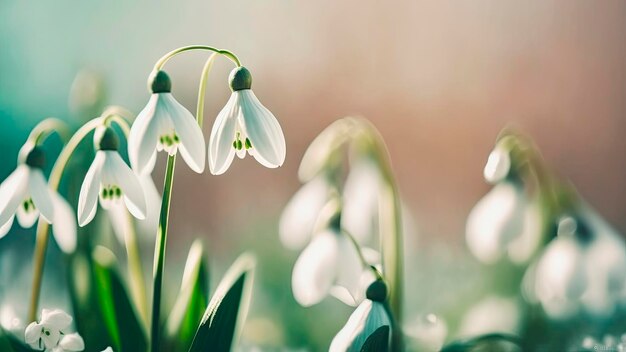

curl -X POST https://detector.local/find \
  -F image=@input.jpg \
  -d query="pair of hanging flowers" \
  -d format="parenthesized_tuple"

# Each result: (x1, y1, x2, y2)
(129, 66, 286, 176)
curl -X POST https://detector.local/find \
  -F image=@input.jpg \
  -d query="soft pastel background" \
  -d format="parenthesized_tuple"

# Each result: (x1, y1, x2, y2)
(1, 1, 625, 350)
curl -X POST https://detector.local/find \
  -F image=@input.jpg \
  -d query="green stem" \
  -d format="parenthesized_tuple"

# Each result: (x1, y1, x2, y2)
(196, 52, 218, 128)
(153, 45, 242, 72)
(150, 154, 176, 352)
(27, 117, 69, 145)
(354, 118, 404, 351)
(28, 117, 104, 322)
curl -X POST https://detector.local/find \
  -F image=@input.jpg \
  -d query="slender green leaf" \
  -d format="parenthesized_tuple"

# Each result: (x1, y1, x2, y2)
(92, 246, 147, 352)
(188, 253, 255, 352)
(360, 325, 390, 352)
(163, 240, 209, 352)
(67, 251, 115, 350)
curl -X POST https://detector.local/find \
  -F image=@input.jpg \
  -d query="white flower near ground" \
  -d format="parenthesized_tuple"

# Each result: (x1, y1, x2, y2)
(24, 309, 73, 350)
(51, 333, 84, 352)
(466, 181, 540, 264)
(101, 347, 114, 352)
(342, 159, 381, 244)
(291, 230, 364, 307)
(279, 176, 333, 250)
(77, 150, 146, 227)
(531, 207, 626, 318)
(208, 67, 285, 175)
(128, 71, 206, 175)
(329, 299, 392, 352)
(0, 151, 77, 253)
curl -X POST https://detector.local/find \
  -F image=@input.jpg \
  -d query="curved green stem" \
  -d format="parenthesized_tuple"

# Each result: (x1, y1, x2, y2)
(352, 118, 404, 351)
(28, 117, 104, 322)
(150, 154, 176, 352)
(27, 117, 70, 145)
(153, 45, 242, 72)
(196, 52, 218, 128)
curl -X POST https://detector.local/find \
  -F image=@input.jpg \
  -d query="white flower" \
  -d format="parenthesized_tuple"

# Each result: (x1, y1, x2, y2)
(483, 146, 511, 184)
(128, 70, 206, 175)
(77, 150, 146, 227)
(51, 333, 84, 352)
(291, 229, 364, 307)
(24, 309, 72, 350)
(329, 299, 392, 352)
(279, 176, 333, 250)
(208, 67, 285, 175)
(106, 173, 161, 244)
(101, 348, 114, 352)
(0, 147, 77, 253)
(342, 159, 382, 244)
(466, 181, 540, 264)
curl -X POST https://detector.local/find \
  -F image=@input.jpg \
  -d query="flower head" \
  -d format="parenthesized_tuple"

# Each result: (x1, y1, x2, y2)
(24, 309, 72, 350)
(78, 127, 146, 227)
(208, 67, 286, 175)
(128, 70, 206, 175)
(329, 281, 392, 352)
(51, 333, 85, 352)
(0, 146, 77, 252)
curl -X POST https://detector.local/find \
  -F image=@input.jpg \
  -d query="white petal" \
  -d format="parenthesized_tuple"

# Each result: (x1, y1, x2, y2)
(0, 215, 14, 238)
(0, 165, 29, 227)
(465, 182, 526, 264)
(103, 151, 146, 220)
(101, 348, 114, 352)
(335, 234, 365, 301)
(330, 300, 391, 352)
(106, 203, 131, 245)
(58, 333, 85, 351)
(483, 147, 511, 184)
(28, 168, 55, 224)
(239, 90, 286, 168)
(41, 309, 72, 330)
(24, 322, 42, 345)
(16, 205, 39, 228)
(51, 192, 77, 253)
(279, 177, 331, 250)
(78, 152, 105, 226)
(128, 94, 160, 175)
(291, 231, 339, 306)
(161, 94, 206, 173)
(208, 93, 238, 175)
(342, 160, 381, 244)
(41, 328, 60, 349)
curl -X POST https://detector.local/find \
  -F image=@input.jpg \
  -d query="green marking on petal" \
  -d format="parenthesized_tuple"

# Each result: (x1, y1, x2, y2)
(245, 138, 252, 149)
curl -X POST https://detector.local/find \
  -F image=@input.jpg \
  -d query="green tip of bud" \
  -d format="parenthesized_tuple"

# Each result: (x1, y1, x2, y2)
(229, 66, 252, 91)
(366, 280, 388, 302)
(24, 146, 46, 169)
(149, 70, 172, 93)
(95, 126, 120, 151)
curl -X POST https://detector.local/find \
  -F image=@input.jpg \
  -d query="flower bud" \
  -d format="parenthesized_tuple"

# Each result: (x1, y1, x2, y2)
(24, 146, 46, 169)
(229, 66, 252, 91)
(149, 70, 172, 93)
(366, 280, 388, 302)
(94, 126, 119, 151)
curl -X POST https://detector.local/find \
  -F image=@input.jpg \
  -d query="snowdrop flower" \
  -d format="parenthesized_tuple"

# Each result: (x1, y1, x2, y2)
(208, 67, 286, 175)
(51, 333, 84, 352)
(128, 70, 206, 175)
(24, 309, 72, 350)
(466, 180, 541, 264)
(279, 175, 334, 250)
(291, 227, 365, 307)
(531, 209, 626, 318)
(0, 146, 77, 252)
(330, 281, 392, 352)
(342, 159, 382, 244)
(78, 127, 146, 227)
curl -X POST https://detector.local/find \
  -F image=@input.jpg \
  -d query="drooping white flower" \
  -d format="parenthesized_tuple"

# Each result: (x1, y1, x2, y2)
(106, 173, 161, 244)
(342, 159, 382, 244)
(329, 281, 392, 352)
(466, 181, 540, 264)
(291, 229, 364, 307)
(51, 333, 84, 352)
(128, 70, 206, 175)
(24, 309, 72, 350)
(0, 146, 77, 253)
(208, 67, 285, 175)
(279, 175, 334, 250)
(78, 127, 146, 227)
